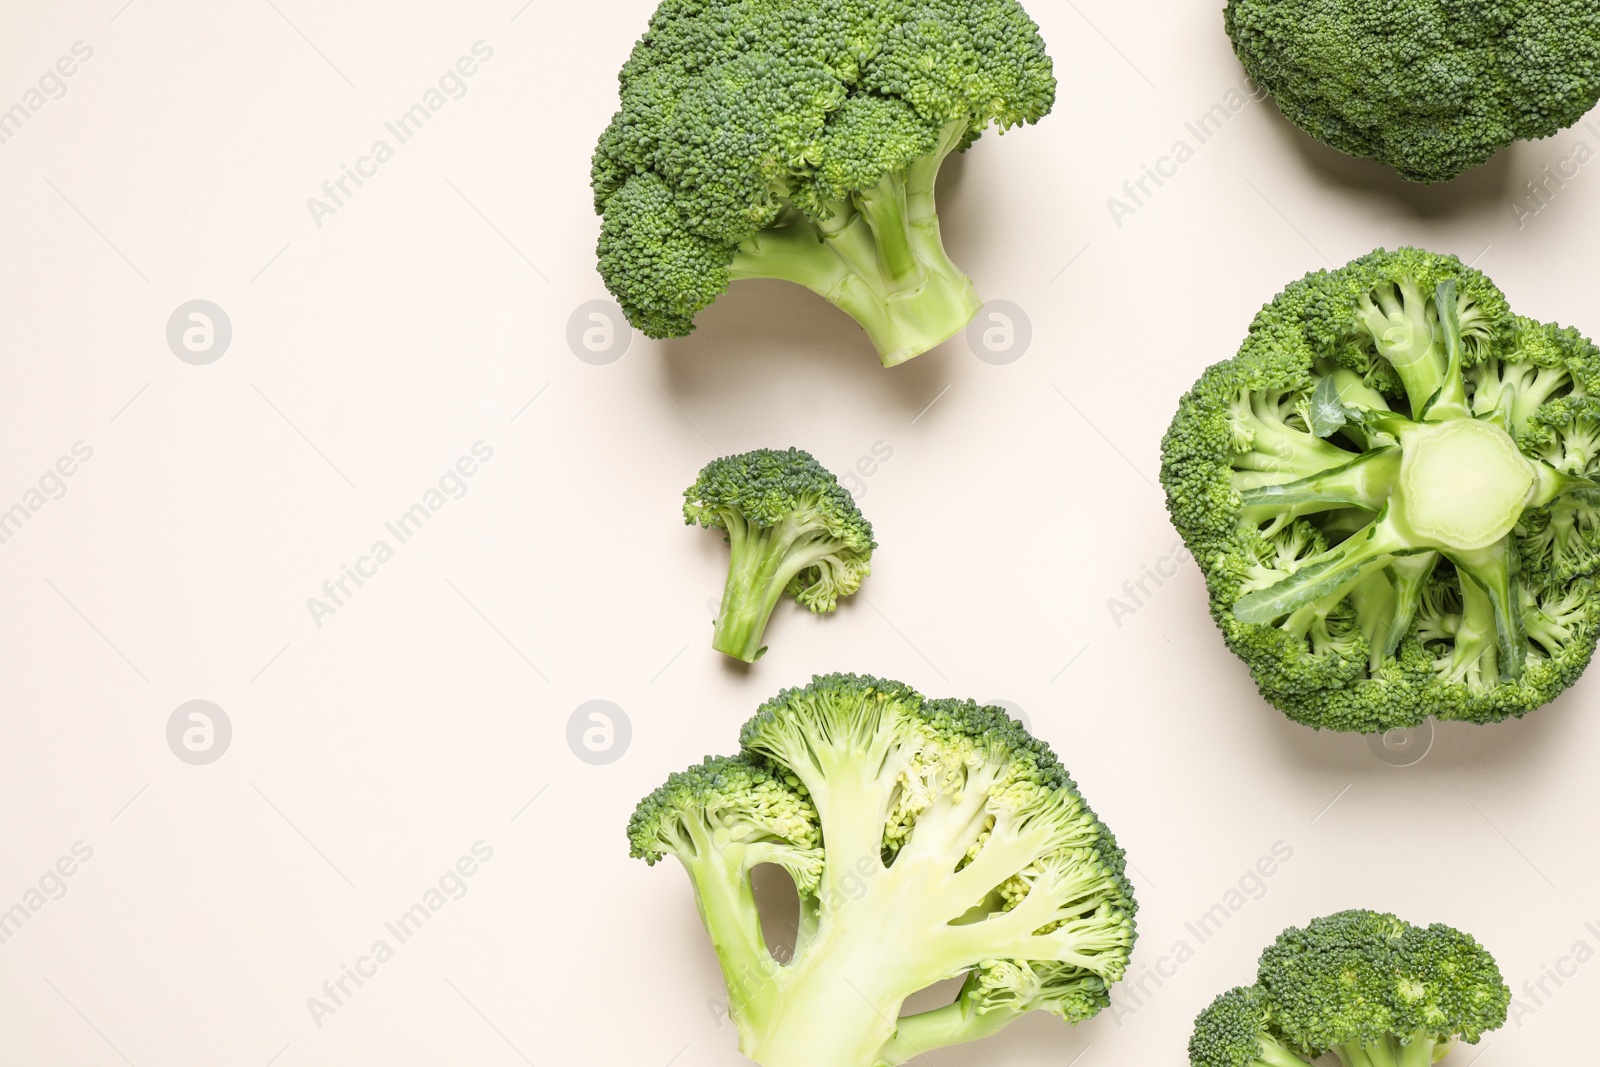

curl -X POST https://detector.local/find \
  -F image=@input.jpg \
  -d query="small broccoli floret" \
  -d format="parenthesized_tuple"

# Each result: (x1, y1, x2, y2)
(1188, 986, 1307, 1067)
(1161, 247, 1600, 731)
(632, 674, 1138, 1067)
(1224, 0, 1600, 183)
(592, 0, 1056, 366)
(1190, 911, 1510, 1067)
(685, 448, 875, 663)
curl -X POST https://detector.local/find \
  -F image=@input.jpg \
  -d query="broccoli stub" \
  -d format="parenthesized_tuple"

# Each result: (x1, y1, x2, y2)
(1162, 247, 1600, 731)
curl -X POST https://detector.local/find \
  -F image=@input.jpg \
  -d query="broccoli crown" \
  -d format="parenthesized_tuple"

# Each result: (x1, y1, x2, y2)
(1161, 246, 1600, 732)
(628, 754, 825, 893)
(631, 673, 1137, 1067)
(1225, 0, 1600, 183)
(1190, 911, 1510, 1067)
(685, 447, 874, 548)
(1188, 986, 1304, 1067)
(592, 0, 1054, 362)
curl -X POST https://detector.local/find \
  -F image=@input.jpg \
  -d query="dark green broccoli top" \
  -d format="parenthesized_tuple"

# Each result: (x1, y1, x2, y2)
(1226, 0, 1600, 182)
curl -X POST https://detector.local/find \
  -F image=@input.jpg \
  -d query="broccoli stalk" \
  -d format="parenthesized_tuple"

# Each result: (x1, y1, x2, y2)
(629, 675, 1138, 1067)
(731, 120, 980, 366)
(1189, 911, 1510, 1067)
(1162, 247, 1600, 731)
(686, 449, 875, 663)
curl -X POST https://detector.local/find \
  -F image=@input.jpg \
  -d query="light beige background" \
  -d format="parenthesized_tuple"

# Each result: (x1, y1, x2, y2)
(0, 0, 1594, 1064)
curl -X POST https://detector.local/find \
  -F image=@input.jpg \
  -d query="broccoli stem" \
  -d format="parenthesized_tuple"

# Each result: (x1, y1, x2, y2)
(1234, 516, 1410, 625)
(877, 995, 1014, 1066)
(676, 835, 783, 1041)
(745, 948, 905, 1067)
(713, 516, 842, 662)
(731, 121, 980, 367)
(1238, 447, 1401, 532)
(1445, 540, 1528, 682)
(1356, 279, 1444, 416)
(1377, 552, 1438, 658)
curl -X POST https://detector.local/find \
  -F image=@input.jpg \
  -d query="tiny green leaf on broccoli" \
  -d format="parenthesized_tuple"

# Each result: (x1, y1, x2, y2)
(1161, 247, 1600, 732)
(591, 0, 1057, 367)
(629, 674, 1138, 1067)
(686, 448, 875, 663)
(1189, 910, 1510, 1067)
(1224, 0, 1600, 183)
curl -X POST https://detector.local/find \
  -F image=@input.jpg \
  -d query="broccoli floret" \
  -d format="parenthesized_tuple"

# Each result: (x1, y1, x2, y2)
(1190, 911, 1510, 1067)
(685, 448, 875, 663)
(629, 674, 1138, 1067)
(592, 0, 1056, 366)
(1224, 0, 1600, 183)
(1161, 247, 1600, 731)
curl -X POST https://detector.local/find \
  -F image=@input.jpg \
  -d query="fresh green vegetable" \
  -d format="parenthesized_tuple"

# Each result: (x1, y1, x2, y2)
(1161, 247, 1600, 731)
(1189, 910, 1509, 1067)
(1225, 0, 1600, 183)
(686, 448, 874, 663)
(591, 0, 1056, 366)
(629, 673, 1137, 1067)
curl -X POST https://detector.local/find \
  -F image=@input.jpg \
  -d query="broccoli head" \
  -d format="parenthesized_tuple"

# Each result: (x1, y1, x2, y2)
(686, 448, 875, 663)
(592, 0, 1056, 366)
(1190, 910, 1510, 1067)
(629, 673, 1138, 1067)
(1225, 0, 1600, 183)
(1161, 247, 1600, 731)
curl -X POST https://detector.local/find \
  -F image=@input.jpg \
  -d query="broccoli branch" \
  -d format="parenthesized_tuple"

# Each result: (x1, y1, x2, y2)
(1234, 515, 1410, 625)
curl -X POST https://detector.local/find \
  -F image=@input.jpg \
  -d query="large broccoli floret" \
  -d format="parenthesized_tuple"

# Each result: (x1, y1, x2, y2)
(1224, 0, 1600, 183)
(1190, 910, 1510, 1067)
(1161, 247, 1600, 731)
(685, 448, 875, 663)
(629, 674, 1138, 1067)
(592, 0, 1056, 366)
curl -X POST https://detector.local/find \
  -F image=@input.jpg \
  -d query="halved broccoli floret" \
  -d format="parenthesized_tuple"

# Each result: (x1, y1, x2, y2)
(1225, 0, 1600, 183)
(630, 674, 1138, 1067)
(1161, 247, 1600, 731)
(592, 0, 1056, 366)
(685, 448, 875, 663)
(1191, 910, 1511, 1067)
